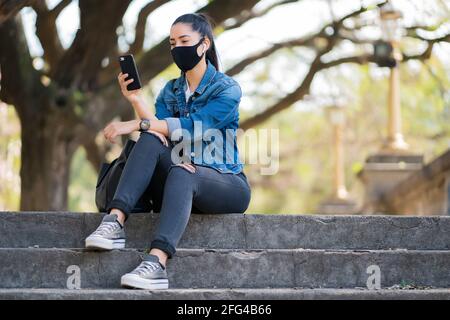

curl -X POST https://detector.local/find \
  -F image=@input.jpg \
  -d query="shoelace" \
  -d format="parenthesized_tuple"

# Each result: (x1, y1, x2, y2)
(132, 261, 161, 276)
(92, 222, 119, 236)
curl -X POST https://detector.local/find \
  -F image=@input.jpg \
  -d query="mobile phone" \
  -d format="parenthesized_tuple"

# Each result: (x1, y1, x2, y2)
(118, 54, 142, 91)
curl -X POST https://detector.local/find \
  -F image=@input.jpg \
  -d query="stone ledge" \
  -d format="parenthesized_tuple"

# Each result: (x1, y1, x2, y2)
(1, 248, 450, 289)
(2, 212, 450, 250)
(1, 288, 450, 300)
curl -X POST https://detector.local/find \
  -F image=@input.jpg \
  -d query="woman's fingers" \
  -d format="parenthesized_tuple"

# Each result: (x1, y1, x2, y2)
(177, 163, 190, 173)
(154, 134, 164, 145)
(160, 134, 169, 147)
(104, 130, 114, 143)
(103, 125, 110, 139)
(118, 75, 135, 96)
(186, 164, 196, 173)
(103, 123, 118, 144)
(176, 163, 196, 173)
(118, 73, 132, 86)
(148, 130, 169, 147)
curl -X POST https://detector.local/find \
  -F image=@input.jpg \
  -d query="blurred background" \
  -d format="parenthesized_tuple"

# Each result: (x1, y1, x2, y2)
(0, 0, 449, 215)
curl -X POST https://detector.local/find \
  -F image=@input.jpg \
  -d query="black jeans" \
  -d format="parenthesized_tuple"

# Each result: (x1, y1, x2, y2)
(106, 131, 251, 259)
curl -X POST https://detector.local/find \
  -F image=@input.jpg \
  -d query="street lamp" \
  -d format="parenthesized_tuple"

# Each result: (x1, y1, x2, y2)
(326, 103, 349, 201)
(373, 1, 409, 153)
(380, 2, 403, 42)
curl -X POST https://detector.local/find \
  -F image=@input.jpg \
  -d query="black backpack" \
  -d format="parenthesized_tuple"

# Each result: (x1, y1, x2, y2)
(95, 139, 152, 213)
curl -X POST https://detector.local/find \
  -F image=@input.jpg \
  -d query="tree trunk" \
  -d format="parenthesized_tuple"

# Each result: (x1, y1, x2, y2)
(19, 107, 79, 211)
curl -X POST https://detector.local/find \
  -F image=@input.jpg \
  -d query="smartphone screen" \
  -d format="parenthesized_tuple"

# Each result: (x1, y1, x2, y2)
(118, 54, 142, 91)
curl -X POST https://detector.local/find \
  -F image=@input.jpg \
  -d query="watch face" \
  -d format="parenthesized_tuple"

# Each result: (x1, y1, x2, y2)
(141, 119, 150, 131)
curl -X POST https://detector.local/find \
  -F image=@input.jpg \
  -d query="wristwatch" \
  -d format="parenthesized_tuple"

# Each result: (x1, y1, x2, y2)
(139, 118, 151, 132)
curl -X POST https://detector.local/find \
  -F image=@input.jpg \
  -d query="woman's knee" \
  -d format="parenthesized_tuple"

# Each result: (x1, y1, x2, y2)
(136, 131, 170, 156)
(167, 164, 194, 179)
(238, 188, 251, 213)
(165, 165, 197, 189)
(139, 131, 167, 147)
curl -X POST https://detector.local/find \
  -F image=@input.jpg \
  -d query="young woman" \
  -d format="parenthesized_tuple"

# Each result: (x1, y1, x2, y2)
(85, 13, 251, 290)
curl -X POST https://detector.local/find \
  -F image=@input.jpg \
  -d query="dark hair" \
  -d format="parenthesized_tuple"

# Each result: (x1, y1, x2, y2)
(172, 13, 220, 71)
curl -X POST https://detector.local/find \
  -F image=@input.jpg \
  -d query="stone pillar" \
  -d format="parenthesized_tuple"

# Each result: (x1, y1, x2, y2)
(357, 153, 424, 214)
(318, 198, 359, 215)
(383, 65, 409, 152)
(318, 106, 358, 215)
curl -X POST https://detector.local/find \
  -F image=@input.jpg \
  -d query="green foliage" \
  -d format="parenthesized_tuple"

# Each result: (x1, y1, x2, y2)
(68, 147, 97, 212)
(242, 57, 449, 214)
(1, 51, 449, 214)
(0, 105, 21, 211)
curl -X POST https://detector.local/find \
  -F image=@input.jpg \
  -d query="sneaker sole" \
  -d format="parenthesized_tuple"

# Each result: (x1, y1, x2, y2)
(85, 237, 125, 250)
(121, 274, 169, 290)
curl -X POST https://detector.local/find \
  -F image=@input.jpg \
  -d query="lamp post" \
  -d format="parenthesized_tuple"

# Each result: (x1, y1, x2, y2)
(375, 1, 409, 153)
(327, 104, 348, 201)
(357, 2, 424, 214)
(318, 103, 358, 214)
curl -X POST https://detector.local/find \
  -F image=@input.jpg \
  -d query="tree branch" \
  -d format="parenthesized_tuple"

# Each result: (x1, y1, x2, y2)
(240, 29, 450, 130)
(53, 0, 132, 90)
(320, 54, 375, 69)
(238, 2, 391, 130)
(0, 14, 46, 116)
(405, 22, 450, 39)
(129, 0, 171, 56)
(31, 0, 71, 70)
(0, 0, 33, 25)
(51, 0, 72, 16)
(240, 44, 331, 130)
(226, 36, 317, 76)
(226, 3, 376, 76)
(223, 0, 300, 31)
(403, 33, 449, 61)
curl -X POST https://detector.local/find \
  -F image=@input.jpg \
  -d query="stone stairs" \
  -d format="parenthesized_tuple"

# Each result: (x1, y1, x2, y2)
(1, 211, 450, 300)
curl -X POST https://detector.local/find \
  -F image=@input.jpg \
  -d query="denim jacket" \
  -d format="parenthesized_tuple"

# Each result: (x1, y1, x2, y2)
(155, 59, 244, 174)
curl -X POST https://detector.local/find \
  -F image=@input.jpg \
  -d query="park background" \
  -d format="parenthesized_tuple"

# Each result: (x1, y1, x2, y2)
(0, 0, 449, 215)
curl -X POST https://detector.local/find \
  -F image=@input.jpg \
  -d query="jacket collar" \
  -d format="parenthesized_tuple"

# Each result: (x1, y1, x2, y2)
(173, 59, 217, 96)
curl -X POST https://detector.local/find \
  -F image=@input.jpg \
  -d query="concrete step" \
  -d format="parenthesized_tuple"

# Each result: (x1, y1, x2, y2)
(2, 212, 450, 250)
(1, 288, 450, 300)
(1, 248, 450, 289)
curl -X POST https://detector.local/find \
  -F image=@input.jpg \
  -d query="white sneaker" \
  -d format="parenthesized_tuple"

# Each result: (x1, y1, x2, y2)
(121, 254, 169, 290)
(85, 214, 126, 250)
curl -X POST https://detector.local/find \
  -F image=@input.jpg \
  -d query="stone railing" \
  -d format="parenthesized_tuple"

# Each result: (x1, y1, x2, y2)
(382, 149, 450, 215)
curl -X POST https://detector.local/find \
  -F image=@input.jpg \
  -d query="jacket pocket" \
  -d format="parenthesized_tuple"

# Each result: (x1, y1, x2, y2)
(165, 100, 179, 116)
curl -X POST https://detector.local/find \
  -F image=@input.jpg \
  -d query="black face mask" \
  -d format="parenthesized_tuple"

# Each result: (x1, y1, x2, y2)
(171, 36, 206, 72)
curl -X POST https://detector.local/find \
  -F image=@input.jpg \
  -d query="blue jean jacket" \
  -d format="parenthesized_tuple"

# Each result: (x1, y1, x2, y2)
(155, 59, 244, 174)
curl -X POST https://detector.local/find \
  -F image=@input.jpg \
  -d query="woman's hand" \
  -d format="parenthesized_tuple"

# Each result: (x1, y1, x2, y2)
(175, 163, 196, 173)
(146, 129, 169, 147)
(118, 72, 141, 103)
(103, 120, 138, 144)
